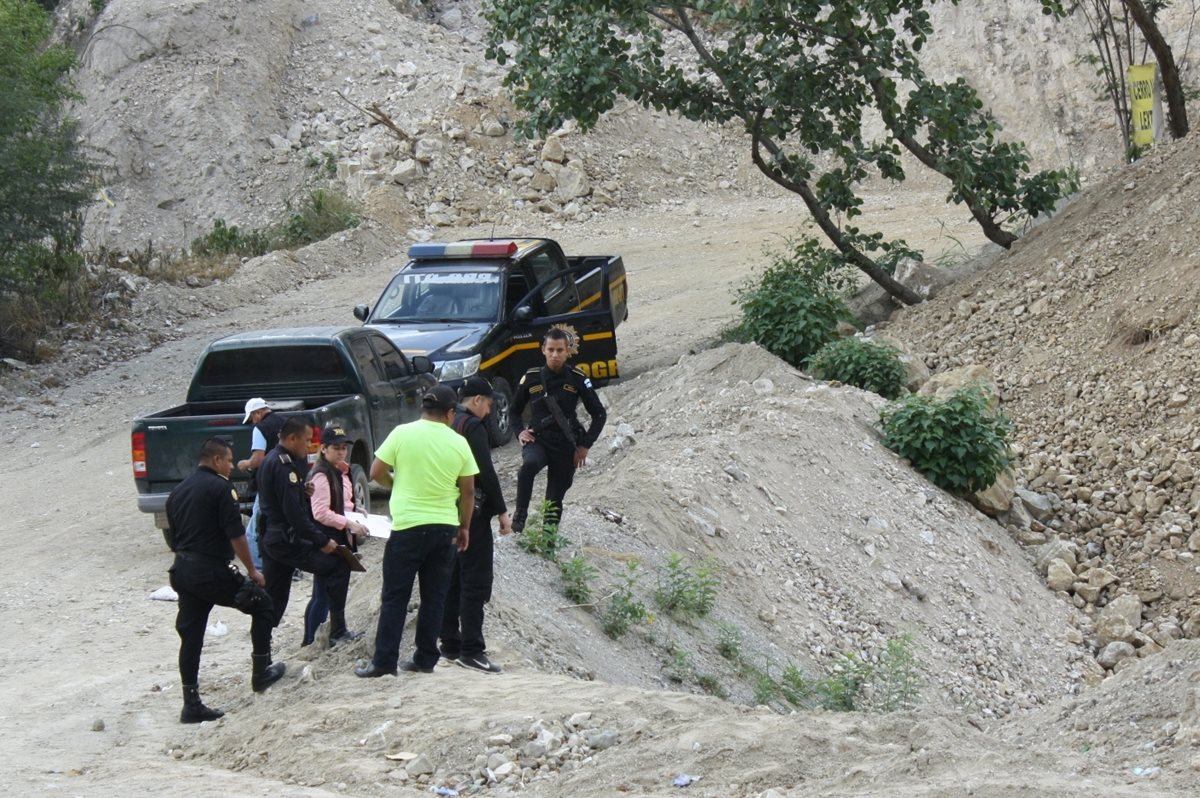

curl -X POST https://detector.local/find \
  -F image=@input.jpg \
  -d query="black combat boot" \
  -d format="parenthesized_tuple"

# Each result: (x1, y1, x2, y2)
(180, 684, 224, 724)
(251, 654, 286, 692)
(511, 511, 526, 534)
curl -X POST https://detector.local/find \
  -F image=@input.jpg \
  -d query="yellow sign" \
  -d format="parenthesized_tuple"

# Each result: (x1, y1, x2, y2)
(1128, 64, 1159, 147)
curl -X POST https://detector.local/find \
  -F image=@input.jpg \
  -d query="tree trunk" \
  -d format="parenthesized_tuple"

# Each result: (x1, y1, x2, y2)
(750, 136, 924, 306)
(1123, 0, 1189, 138)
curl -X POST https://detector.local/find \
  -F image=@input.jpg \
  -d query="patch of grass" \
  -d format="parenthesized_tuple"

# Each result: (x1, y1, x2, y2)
(665, 646, 690, 684)
(190, 190, 360, 258)
(517, 501, 569, 561)
(777, 635, 921, 712)
(600, 562, 650, 639)
(716, 622, 742, 661)
(559, 553, 596, 604)
(696, 673, 727, 698)
(653, 553, 718, 622)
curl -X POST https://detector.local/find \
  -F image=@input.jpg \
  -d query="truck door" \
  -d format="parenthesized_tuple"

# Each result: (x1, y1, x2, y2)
(348, 335, 398, 443)
(368, 334, 426, 425)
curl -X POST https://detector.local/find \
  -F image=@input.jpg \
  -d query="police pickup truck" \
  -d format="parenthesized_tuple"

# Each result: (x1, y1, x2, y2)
(130, 326, 437, 541)
(353, 237, 628, 444)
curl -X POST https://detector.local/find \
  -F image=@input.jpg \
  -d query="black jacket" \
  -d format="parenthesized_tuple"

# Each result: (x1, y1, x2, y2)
(166, 465, 244, 559)
(511, 365, 606, 450)
(257, 444, 329, 550)
(453, 406, 507, 517)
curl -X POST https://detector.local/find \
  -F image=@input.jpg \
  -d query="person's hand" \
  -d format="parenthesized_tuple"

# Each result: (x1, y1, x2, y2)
(349, 521, 369, 541)
(456, 526, 470, 552)
(518, 429, 535, 445)
(248, 568, 265, 587)
(573, 446, 590, 468)
(498, 512, 513, 536)
(305, 481, 316, 497)
(237, 459, 251, 471)
(321, 539, 338, 554)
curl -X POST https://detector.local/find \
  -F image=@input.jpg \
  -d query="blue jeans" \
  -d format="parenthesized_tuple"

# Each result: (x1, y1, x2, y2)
(246, 497, 263, 570)
(369, 525, 457, 671)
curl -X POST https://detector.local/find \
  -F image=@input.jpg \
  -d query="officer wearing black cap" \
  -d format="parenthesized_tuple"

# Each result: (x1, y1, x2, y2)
(257, 415, 358, 646)
(440, 375, 512, 673)
(510, 327, 607, 533)
(166, 437, 285, 723)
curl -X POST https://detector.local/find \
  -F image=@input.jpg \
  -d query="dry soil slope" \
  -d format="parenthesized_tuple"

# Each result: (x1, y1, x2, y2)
(887, 133, 1200, 637)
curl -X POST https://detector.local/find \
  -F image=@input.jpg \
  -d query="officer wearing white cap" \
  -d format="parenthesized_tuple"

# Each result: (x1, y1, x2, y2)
(237, 397, 284, 570)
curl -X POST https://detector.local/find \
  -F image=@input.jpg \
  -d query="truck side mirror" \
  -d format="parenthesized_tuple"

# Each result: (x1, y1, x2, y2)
(411, 355, 434, 374)
(513, 305, 535, 323)
(353, 304, 370, 321)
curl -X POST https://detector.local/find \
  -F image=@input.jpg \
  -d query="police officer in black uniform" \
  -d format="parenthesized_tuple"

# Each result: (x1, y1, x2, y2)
(166, 437, 286, 724)
(257, 415, 358, 645)
(510, 327, 607, 532)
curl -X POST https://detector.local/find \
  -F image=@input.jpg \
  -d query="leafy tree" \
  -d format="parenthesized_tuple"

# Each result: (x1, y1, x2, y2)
(0, 0, 94, 355)
(485, 0, 1078, 304)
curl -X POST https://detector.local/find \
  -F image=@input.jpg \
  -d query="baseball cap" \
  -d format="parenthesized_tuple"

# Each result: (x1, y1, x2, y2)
(460, 376, 493, 398)
(421, 384, 459, 411)
(322, 425, 351, 445)
(242, 397, 269, 423)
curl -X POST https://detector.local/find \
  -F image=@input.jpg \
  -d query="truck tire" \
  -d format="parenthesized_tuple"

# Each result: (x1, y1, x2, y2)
(488, 376, 514, 448)
(351, 463, 371, 515)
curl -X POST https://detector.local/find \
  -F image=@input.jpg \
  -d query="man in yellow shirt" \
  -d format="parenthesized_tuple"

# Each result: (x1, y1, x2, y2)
(355, 385, 479, 677)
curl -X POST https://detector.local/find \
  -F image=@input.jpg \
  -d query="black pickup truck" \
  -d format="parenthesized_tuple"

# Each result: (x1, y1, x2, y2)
(131, 326, 436, 540)
(353, 237, 628, 444)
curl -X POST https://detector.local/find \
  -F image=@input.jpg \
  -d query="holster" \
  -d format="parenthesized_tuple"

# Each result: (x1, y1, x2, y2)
(233, 571, 272, 612)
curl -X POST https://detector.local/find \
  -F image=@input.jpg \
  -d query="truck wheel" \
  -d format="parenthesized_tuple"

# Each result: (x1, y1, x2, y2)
(488, 377, 514, 447)
(351, 464, 371, 515)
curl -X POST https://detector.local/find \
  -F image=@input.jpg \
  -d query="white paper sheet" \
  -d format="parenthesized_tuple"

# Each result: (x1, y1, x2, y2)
(345, 510, 394, 539)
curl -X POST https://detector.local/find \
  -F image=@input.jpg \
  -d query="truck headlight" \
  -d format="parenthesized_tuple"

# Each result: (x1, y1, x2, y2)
(435, 354, 481, 382)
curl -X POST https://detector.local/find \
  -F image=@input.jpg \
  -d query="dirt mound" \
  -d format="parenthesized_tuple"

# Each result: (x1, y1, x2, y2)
(886, 133, 1200, 671)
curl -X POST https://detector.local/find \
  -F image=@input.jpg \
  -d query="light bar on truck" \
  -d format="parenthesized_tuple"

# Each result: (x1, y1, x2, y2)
(407, 240, 519, 259)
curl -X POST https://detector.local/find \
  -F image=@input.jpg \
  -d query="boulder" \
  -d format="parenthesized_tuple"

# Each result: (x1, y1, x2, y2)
(1095, 615, 1136, 647)
(553, 164, 590, 200)
(1015, 488, 1055, 521)
(414, 137, 444, 164)
(541, 136, 566, 163)
(918, 365, 999, 404)
(390, 159, 420, 185)
(1036, 538, 1078, 574)
(1101, 593, 1144, 630)
(1045, 559, 1076, 592)
(1096, 641, 1136, 670)
(971, 468, 1016, 517)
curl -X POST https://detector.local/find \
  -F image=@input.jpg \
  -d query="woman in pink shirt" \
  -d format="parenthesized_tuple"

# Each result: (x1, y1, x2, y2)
(303, 426, 369, 647)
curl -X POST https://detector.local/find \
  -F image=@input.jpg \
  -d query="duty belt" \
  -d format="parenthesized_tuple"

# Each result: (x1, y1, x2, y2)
(174, 550, 233, 565)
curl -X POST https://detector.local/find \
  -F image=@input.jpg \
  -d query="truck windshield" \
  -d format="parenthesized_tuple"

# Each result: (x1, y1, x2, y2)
(199, 345, 348, 387)
(373, 269, 501, 323)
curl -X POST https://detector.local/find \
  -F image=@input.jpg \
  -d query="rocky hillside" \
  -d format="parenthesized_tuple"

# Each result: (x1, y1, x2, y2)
(887, 131, 1200, 684)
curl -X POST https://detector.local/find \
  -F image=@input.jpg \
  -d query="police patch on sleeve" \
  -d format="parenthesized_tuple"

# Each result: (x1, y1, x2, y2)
(584, 378, 593, 389)
(288, 471, 299, 484)
(231, 488, 239, 501)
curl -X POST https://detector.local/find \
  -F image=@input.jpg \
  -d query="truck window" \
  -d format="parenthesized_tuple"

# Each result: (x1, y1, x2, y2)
(371, 337, 410, 380)
(198, 345, 347, 387)
(527, 251, 577, 315)
(373, 269, 502, 322)
(349, 337, 385, 384)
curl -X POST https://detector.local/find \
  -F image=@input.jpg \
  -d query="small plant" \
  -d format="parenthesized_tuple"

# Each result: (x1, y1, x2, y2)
(696, 673, 727, 698)
(279, 189, 360, 247)
(601, 562, 650, 639)
(559, 553, 596, 604)
(517, 501, 569, 561)
(880, 386, 1012, 495)
(732, 238, 853, 368)
(762, 234, 858, 297)
(665, 646, 690, 684)
(873, 634, 921, 712)
(90, 0, 107, 15)
(752, 668, 778, 706)
(716, 622, 742, 661)
(190, 218, 269, 258)
(776, 636, 921, 713)
(653, 553, 719, 621)
(810, 337, 907, 399)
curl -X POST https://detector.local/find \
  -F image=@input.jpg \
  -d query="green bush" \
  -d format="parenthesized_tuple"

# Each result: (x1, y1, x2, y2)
(763, 234, 858, 297)
(559, 553, 596, 604)
(716, 622, 742, 661)
(880, 386, 1012, 495)
(191, 219, 270, 258)
(732, 238, 852, 367)
(810, 337, 907, 399)
(653, 553, 718, 621)
(601, 562, 650, 639)
(777, 635, 921, 712)
(517, 501, 569, 561)
(190, 191, 360, 259)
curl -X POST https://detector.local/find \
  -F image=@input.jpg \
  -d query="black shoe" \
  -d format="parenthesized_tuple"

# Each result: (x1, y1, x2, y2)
(330, 629, 365, 647)
(457, 654, 502, 674)
(251, 660, 286, 693)
(180, 701, 224, 723)
(399, 660, 434, 674)
(511, 513, 526, 534)
(354, 662, 398, 678)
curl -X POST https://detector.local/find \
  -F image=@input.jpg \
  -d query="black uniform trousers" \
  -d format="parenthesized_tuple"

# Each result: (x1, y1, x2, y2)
(169, 553, 274, 685)
(440, 512, 495, 659)
(260, 534, 351, 634)
(302, 526, 353, 646)
(515, 439, 576, 523)
(371, 524, 457, 671)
